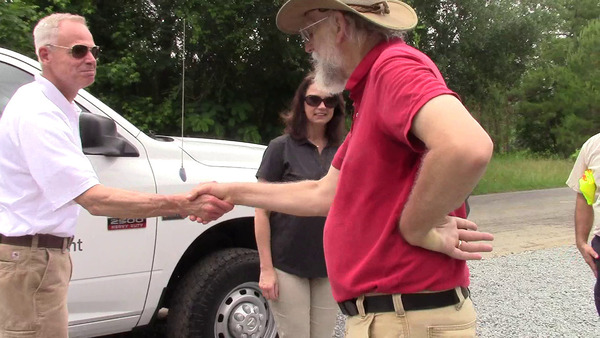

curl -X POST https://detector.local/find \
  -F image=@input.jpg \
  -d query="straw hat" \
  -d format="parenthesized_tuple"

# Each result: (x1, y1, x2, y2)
(276, 0, 418, 34)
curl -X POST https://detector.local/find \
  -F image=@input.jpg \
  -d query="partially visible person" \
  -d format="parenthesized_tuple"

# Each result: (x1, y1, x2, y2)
(0, 13, 231, 338)
(189, 0, 494, 337)
(255, 73, 345, 337)
(566, 133, 600, 315)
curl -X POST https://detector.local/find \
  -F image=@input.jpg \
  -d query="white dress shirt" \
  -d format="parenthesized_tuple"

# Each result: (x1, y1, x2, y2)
(0, 74, 99, 237)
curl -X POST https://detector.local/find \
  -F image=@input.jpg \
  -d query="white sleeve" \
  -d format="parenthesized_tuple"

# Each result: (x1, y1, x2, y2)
(566, 138, 593, 192)
(18, 109, 99, 211)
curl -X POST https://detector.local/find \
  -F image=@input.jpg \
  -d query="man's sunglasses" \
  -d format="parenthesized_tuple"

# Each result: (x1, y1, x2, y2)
(299, 16, 330, 43)
(48, 44, 100, 59)
(305, 95, 338, 108)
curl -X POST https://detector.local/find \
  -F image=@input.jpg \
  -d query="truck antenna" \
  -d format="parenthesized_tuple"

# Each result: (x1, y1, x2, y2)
(179, 18, 187, 182)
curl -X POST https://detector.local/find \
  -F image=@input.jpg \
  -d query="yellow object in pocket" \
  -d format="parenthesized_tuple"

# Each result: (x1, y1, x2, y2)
(579, 169, 596, 205)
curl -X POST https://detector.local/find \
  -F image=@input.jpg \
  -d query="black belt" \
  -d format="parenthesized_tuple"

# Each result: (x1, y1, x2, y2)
(0, 234, 72, 249)
(338, 287, 470, 316)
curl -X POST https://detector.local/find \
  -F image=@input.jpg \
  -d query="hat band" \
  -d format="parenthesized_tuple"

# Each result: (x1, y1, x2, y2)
(348, 1, 390, 15)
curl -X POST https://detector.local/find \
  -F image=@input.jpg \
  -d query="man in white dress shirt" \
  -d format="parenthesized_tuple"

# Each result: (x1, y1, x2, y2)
(0, 13, 232, 337)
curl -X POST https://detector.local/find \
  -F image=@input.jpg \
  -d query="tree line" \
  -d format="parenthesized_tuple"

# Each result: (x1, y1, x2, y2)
(1, 0, 598, 157)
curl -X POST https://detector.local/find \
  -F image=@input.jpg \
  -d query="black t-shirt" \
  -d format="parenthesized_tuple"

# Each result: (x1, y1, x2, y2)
(256, 134, 338, 278)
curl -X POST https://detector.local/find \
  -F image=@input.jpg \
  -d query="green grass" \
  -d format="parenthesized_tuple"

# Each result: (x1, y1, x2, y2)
(472, 153, 575, 195)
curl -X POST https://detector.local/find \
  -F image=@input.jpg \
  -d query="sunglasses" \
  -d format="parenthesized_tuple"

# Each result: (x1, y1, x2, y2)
(305, 95, 338, 108)
(48, 44, 100, 59)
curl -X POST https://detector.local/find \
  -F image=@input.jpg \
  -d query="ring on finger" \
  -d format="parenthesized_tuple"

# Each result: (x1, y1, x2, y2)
(457, 240, 463, 248)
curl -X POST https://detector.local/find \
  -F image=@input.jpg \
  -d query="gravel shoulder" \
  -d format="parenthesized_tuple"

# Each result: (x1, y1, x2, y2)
(467, 188, 599, 337)
(469, 245, 599, 337)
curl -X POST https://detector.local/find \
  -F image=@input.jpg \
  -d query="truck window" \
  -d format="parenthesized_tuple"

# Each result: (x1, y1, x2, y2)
(0, 61, 90, 117)
(0, 61, 34, 116)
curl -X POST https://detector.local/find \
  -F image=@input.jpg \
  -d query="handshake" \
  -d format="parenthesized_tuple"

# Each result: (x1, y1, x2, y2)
(181, 182, 231, 224)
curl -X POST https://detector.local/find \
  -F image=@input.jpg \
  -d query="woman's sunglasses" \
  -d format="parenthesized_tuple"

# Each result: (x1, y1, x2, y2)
(48, 44, 100, 59)
(305, 95, 338, 108)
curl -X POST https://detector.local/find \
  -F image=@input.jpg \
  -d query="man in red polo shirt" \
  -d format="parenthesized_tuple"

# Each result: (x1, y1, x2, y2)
(189, 0, 494, 336)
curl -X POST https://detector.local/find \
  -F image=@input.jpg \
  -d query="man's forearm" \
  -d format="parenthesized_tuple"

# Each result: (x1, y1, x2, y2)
(399, 144, 491, 244)
(76, 185, 186, 218)
(192, 166, 340, 217)
(575, 193, 594, 248)
(218, 180, 330, 217)
(255, 209, 274, 270)
(399, 95, 493, 245)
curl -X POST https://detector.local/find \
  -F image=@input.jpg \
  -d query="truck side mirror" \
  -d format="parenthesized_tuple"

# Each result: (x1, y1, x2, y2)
(80, 112, 139, 157)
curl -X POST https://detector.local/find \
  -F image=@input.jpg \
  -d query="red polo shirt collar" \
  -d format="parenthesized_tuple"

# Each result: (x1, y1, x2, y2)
(345, 38, 405, 103)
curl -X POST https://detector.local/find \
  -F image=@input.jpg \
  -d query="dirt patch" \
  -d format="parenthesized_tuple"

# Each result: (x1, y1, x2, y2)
(467, 188, 576, 258)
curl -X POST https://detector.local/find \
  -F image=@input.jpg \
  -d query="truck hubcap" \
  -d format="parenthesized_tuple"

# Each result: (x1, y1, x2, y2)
(215, 282, 275, 338)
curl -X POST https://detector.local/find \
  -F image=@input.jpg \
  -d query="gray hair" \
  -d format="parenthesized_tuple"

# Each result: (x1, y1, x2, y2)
(341, 11, 406, 45)
(33, 13, 87, 58)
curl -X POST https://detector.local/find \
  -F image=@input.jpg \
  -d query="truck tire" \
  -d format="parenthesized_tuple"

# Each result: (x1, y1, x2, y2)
(167, 248, 278, 338)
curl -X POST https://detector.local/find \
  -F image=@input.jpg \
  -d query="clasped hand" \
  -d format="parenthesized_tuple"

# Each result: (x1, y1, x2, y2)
(185, 182, 229, 224)
(181, 182, 231, 224)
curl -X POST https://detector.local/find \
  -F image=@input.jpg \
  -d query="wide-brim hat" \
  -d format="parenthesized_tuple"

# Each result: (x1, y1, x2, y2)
(276, 0, 418, 34)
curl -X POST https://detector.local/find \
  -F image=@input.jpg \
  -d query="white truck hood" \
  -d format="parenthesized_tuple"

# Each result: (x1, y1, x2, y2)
(172, 136, 266, 169)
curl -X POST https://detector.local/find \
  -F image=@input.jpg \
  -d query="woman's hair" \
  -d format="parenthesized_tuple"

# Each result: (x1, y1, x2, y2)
(33, 13, 87, 59)
(281, 73, 346, 146)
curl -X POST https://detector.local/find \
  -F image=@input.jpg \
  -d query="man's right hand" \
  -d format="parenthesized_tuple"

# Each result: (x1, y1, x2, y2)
(577, 243, 599, 277)
(186, 182, 230, 223)
(188, 182, 227, 201)
(181, 188, 232, 224)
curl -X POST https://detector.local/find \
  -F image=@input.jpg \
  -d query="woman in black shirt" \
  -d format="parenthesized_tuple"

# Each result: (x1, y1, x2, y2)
(255, 73, 346, 337)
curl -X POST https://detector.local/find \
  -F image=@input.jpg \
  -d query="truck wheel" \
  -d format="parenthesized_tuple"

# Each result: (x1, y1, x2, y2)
(167, 248, 278, 338)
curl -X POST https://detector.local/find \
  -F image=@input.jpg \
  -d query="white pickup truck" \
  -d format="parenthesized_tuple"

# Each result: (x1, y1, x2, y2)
(0, 47, 278, 338)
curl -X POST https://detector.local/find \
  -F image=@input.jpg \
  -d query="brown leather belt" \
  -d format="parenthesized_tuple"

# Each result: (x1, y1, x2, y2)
(0, 234, 73, 249)
(338, 287, 470, 316)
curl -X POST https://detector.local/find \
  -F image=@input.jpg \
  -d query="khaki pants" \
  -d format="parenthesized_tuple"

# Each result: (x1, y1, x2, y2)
(0, 243, 72, 338)
(345, 288, 476, 338)
(269, 268, 338, 338)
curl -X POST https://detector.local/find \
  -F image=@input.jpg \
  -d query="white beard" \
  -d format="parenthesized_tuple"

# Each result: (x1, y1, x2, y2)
(311, 33, 348, 94)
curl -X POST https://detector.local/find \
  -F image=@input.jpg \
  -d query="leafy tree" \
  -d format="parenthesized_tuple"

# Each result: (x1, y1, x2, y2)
(552, 19, 600, 155)
(0, 0, 38, 55)
(0, 0, 96, 57)
(84, 0, 314, 143)
(407, 0, 548, 152)
(516, 0, 600, 156)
